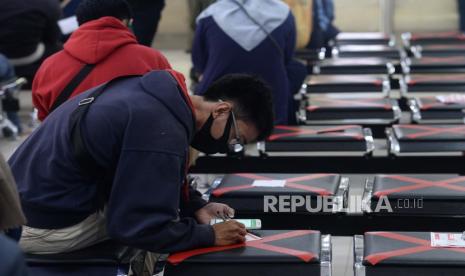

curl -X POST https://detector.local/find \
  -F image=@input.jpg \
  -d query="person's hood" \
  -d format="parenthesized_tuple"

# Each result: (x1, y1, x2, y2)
(64, 16, 137, 64)
(197, 0, 290, 51)
(140, 70, 196, 140)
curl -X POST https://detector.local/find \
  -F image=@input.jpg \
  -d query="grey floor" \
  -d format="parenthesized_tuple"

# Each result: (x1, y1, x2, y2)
(1, 49, 357, 276)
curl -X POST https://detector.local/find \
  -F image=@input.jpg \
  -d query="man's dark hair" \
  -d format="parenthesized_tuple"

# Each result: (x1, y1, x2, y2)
(76, 0, 133, 25)
(203, 74, 275, 141)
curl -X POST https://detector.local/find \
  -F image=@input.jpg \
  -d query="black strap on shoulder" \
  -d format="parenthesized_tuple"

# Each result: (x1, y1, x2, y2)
(51, 64, 96, 112)
(68, 75, 139, 210)
(69, 85, 107, 178)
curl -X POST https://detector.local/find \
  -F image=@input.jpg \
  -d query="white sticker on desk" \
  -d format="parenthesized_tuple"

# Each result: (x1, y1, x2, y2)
(252, 180, 286, 188)
(431, 232, 465, 248)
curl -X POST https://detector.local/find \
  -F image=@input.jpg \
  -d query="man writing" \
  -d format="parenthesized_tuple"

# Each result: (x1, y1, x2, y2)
(9, 70, 274, 261)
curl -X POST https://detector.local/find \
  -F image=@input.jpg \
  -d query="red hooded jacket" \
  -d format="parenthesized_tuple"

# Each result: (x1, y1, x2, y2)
(32, 16, 172, 121)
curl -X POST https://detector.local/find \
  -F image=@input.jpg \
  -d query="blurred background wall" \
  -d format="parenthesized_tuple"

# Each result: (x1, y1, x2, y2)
(333, 0, 381, 32)
(393, 0, 458, 32)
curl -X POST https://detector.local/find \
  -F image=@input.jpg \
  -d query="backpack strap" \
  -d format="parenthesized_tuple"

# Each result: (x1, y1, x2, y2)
(68, 75, 138, 210)
(50, 64, 96, 112)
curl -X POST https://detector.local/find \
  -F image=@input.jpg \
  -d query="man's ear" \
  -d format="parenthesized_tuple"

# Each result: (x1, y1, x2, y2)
(211, 101, 232, 119)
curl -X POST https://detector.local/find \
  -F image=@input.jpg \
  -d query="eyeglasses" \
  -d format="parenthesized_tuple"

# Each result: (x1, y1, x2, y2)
(228, 110, 244, 154)
(218, 99, 245, 154)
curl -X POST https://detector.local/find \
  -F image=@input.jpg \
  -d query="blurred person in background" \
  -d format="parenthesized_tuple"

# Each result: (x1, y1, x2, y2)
(60, 0, 166, 46)
(282, 0, 312, 124)
(187, 0, 216, 98)
(306, 0, 339, 49)
(283, 0, 313, 49)
(32, 0, 172, 121)
(187, 0, 216, 50)
(0, 54, 15, 83)
(61, 0, 83, 18)
(128, 0, 166, 46)
(0, 0, 62, 85)
(0, 153, 28, 276)
(458, 0, 465, 32)
(0, 54, 22, 134)
(192, 0, 305, 125)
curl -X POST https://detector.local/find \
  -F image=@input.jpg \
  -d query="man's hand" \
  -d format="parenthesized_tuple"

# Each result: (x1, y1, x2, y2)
(195, 203, 235, 224)
(212, 220, 246, 246)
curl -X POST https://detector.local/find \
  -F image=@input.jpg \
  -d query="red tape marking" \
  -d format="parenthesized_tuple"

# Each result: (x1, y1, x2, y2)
(408, 72, 465, 85)
(373, 175, 465, 196)
(307, 98, 392, 111)
(366, 245, 432, 265)
(422, 56, 465, 63)
(268, 125, 364, 141)
(426, 44, 465, 50)
(396, 124, 465, 139)
(212, 173, 335, 197)
(417, 97, 452, 110)
(167, 230, 318, 265)
(374, 80, 383, 86)
(364, 232, 465, 265)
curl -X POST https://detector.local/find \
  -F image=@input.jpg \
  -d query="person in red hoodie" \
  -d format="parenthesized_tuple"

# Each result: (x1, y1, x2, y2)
(32, 0, 172, 121)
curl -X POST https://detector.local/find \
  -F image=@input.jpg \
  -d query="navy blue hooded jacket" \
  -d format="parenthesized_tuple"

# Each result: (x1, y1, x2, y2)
(192, 4, 296, 125)
(8, 70, 215, 253)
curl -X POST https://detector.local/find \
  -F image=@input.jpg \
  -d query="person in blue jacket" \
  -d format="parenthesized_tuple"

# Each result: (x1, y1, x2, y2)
(307, 0, 339, 49)
(459, 0, 465, 32)
(192, 0, 298, 125)
(8, 70, 274, 261)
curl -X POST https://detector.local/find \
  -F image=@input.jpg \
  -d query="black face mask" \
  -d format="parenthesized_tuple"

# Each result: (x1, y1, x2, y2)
(191, 113, 233, 154)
